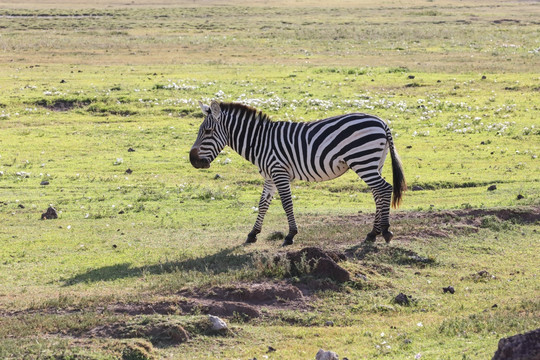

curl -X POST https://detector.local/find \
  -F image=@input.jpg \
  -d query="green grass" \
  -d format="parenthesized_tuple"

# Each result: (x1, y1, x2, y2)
(0, 1, 539, 359)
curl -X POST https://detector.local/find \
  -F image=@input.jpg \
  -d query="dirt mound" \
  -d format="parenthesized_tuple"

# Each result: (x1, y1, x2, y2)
(283, 247, 350, 283)
(175, 281, 307, 319)
(202, 282, 304, 304)
(88, 319, 189, 345)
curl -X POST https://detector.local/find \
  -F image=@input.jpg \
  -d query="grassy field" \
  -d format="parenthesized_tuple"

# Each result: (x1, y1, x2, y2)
(0, 1, 539, 359)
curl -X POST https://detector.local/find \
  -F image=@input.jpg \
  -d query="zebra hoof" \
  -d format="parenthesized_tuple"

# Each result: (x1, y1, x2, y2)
(382, 230, 393, 243)
(281, 237, 294, 247)
(363, 232, 378, 243)
(245, 233, 258, 244)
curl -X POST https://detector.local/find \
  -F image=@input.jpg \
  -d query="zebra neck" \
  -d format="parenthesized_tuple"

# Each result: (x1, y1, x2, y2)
(226, 109, 270, 165)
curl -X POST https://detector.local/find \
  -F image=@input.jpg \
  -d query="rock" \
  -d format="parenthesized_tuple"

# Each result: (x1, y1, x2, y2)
(488, 185, 497, 191)
(443, 286, 455, 294)
(40, 181, 50, 186)
(394, 293, 412, 306)
(267, 346, 276, 353)
(208, 315, 228, 331)
(482, 75, 487, 80)
(18, 204, 25, 209)
(128, 147, 135, 152)
(316, 349, 339, 360)
(517, 194, 524, 200)
(41, 206, 58, 220)
(412, 185, 424, 191)
(408, 75, 415, 79)
(60, 79, 66, 83)
(125, 168, 133, 174)
(492, 327, 540, 360)
(214, 174, 222, 180)
(324, 321, 334, 327)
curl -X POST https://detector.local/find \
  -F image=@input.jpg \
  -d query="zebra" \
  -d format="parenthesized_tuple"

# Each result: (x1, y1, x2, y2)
(190, 100, 406, 246)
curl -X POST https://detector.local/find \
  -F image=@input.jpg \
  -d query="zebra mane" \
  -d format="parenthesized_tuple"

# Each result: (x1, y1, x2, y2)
(219, 102, 272, 123)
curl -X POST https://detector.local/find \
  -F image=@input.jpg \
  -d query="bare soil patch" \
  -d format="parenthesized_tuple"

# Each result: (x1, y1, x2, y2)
(336, 206, 540, 240)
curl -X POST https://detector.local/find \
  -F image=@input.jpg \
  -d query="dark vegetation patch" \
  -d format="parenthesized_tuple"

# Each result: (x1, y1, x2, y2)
(32, 97, 94, 111)
(281, 247, 350, 283)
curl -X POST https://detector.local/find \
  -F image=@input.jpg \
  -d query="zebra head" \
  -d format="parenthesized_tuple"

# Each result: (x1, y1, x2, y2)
(190, 100, 227, 169)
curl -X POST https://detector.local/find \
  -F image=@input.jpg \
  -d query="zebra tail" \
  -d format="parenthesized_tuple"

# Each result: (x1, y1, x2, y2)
(387, 130, 407, 208)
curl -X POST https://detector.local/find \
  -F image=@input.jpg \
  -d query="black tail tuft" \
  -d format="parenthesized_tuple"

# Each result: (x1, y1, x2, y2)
(388, 132, 407, 208)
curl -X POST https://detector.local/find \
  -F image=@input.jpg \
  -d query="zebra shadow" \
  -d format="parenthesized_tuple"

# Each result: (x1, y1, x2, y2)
(62, 245, 252, 286)
(346, 242, 436, 267)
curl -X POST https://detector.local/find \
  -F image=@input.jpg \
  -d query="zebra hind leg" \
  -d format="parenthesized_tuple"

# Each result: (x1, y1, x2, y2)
(363, 177, 393, 243)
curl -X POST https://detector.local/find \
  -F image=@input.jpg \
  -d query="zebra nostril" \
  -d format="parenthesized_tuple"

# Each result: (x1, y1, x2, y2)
(190, 147, 201, 167)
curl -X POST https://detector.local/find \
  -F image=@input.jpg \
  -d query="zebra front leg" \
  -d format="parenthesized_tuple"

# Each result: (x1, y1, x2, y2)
(245, 180, 276, 244)
(273, 172, 297, 246)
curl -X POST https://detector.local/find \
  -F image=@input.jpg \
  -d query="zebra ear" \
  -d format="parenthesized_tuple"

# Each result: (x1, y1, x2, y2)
(210, 100, 221, 122)
(199, 101, 210, 115)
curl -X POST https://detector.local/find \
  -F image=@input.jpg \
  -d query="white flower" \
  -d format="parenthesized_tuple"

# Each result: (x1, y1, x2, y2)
(417, 322, 423, 327)
(415, 353, 422, 359)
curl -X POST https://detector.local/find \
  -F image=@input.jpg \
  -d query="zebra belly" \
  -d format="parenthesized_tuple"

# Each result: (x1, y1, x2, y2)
(290, 157, 349, 182)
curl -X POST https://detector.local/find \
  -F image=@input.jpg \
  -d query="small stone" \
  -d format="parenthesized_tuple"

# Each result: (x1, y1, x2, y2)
(492, 304, 498, 308)
(412, 185, 424, 191)
(481, 75, 487, 80)
(487, 185, 497, 191)
(118, 210, 125, 214)
(316, 349, 339, 360)
(267, 346, 276, 353)
(125, 168, 133, 174)
(40, 181, 50, 186)
(443, 286, 455, 294)
(60, 79, 66, 83)
(324, 321, 334, 327)
(517, 194, 524, 200)
(41, 206, 58, 220)
(18, 204, 25, 209)
(408, 75, 415, 79)
(208, 315, 227, 331)
(128, 147, 135, 152)
(214, 174, 222, 180)
(394, 293, 412, 306)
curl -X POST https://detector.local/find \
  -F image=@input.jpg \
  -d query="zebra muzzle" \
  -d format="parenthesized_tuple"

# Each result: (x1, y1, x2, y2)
(189, 147, 211, 169)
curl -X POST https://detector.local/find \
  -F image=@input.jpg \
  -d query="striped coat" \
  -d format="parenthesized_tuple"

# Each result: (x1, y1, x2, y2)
(190, 101, 406, 246)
